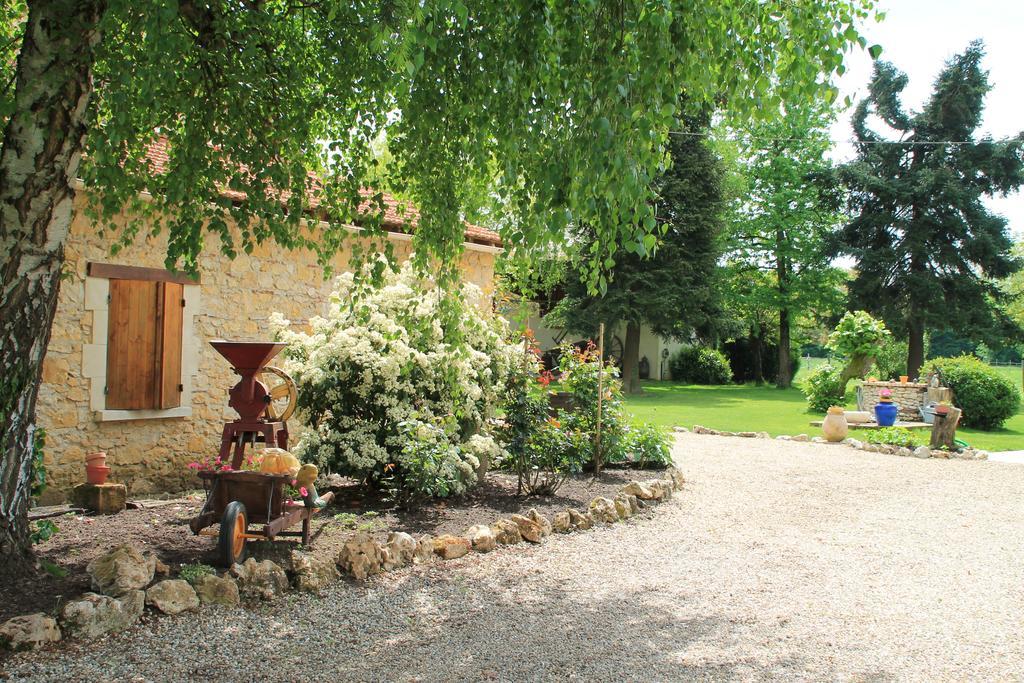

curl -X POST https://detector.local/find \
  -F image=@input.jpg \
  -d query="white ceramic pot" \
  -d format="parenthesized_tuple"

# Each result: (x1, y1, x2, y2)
(822, 407, 849, 442)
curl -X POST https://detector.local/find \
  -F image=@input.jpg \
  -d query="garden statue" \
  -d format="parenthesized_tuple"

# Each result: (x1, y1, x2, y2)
(296, 464, 328, 509)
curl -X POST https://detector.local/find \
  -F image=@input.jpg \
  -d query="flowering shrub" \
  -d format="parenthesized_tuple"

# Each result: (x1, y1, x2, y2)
(271, 262, 517, 499)
(498, 338, 671, 493)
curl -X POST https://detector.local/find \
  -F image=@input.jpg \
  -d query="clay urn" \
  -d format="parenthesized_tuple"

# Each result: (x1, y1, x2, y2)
(822, 406, 849, 442)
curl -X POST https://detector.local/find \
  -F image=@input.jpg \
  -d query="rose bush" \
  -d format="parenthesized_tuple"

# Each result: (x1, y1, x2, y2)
(271, 262, 517, 500)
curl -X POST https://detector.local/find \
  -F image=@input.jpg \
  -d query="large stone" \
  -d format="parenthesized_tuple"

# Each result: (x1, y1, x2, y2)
(60, 590, 145, 639)
(87, 544, 157, 597)
(383, 532, 418, 570)
(490, 519, 522, 545)
(466, 525, 497, 552)
(336, 533, 385, 580)
(613, 494, 633, 520)
(644, 480, 671, 501)
(791, 434, 809, 442)
(509, 514, 544, 543)
(413, 535, 436, 564)
(663, 466, 685, 489)
(291, 552, 340, 593)
(526, 509, 552, 537)
(146, 579, 199, 615)
(567, 509, 593, 531)
(0, 613, 61, 651)
(552, 511, 572, 533)
(589, 497, 619, 524)
(230, 558, 289, 600)
(433, 535, 472, 560)
(71, 483, 127, 515)
(913, 446, 932, 459)
(193, 574, 240, 607)
(621, 481, 656, 500)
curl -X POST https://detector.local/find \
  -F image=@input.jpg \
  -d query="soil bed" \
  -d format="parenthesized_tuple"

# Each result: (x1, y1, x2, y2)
(2, 469, 635, 623)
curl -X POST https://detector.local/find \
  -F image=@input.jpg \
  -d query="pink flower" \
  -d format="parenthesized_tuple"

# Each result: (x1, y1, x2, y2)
(299, 486, 309, 497)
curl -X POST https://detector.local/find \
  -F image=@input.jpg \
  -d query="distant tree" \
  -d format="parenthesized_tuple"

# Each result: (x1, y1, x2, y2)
(548, 110, 726, 394)
(834, 41, 1024, 379)
(724, 103, 846, 389)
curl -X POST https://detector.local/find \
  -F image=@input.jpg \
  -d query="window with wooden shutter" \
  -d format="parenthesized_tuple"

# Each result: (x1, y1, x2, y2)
(105, 279, 184, 410)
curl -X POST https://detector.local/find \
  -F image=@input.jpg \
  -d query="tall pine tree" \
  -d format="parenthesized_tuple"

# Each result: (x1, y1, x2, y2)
(835, 41, 1024, 378)
(548, 110, 726, 394)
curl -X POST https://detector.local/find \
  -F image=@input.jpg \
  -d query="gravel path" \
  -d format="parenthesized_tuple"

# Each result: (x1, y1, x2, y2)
(7, 434, 1024, 681)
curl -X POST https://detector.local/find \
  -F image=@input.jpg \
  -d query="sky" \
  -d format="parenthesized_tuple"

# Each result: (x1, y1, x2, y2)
(830, 0, 1024, 238)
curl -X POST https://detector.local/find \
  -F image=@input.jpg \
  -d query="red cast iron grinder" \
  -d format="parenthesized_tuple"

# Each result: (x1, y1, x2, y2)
(209, 340, 290, 467)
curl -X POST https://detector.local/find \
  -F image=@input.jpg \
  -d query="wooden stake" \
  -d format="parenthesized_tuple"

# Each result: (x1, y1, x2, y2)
(594, 322, 605, 476)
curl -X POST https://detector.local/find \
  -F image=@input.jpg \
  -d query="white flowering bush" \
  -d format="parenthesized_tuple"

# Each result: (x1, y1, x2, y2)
(270, 262, 516, 500)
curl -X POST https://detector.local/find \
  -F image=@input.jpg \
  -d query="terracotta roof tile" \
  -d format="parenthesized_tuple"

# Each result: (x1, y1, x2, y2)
(140, 138, 501, 248)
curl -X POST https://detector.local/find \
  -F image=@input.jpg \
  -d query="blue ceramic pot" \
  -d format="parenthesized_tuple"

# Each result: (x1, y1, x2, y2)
(875, 402, 899, 427)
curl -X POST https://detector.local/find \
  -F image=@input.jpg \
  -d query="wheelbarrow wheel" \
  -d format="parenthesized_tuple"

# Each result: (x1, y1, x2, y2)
(218, 501, 249, 567)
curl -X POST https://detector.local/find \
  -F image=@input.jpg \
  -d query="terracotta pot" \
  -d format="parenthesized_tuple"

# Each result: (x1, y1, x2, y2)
(822, 407, 848, 442)
(85, 464, 111, 485)
(899, 375, 909, 384)
(85, 451, 107, 467)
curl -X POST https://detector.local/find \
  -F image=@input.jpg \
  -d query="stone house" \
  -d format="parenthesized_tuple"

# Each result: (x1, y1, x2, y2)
(36, 183, 501, 503)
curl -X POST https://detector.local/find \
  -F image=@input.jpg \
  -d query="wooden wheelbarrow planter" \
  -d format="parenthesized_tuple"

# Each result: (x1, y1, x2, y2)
(190, 470, 335, 567)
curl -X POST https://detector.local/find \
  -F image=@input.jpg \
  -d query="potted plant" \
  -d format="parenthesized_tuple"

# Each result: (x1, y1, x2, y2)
(874, 389, 899, 427)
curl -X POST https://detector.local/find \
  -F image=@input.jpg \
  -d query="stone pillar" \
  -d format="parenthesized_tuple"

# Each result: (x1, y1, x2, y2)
(71, 483, 127, 515)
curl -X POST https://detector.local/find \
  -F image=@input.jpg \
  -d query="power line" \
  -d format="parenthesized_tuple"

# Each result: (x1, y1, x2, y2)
(667, 129, 996, 147)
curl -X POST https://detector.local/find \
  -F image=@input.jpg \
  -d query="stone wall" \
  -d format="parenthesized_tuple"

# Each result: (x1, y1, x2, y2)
(859, 381, 928, 420)
(35, 193, 499, 503)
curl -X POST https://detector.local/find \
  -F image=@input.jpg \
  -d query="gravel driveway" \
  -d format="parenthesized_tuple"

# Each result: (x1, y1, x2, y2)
(6, 434, 1024, 681)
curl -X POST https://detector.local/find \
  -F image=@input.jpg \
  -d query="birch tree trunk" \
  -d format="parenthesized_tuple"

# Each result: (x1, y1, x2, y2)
(0, 0, 103, 573)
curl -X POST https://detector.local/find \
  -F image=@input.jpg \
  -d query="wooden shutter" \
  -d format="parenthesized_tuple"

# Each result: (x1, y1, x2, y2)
(157, 282, 184, 409)
(105, 279, 184, 410)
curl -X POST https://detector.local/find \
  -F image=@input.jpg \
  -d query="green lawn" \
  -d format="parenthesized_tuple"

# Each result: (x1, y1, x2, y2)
(624, 379, 1024, 452)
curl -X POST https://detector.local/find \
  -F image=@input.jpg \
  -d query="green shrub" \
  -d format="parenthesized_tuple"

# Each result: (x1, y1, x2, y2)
(861, 427, 926, 449)
(557, 342, 630, 467)
(921, 356, 1021, 430)
(669, 345, 732, 385)
(622, 423, 673, 469)
(801, 365, 846, 413)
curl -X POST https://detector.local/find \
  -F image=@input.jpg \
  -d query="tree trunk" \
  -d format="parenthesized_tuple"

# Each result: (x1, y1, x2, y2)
(621, 321, 642, 395)
(776, 308, 792, 389)
(0, 0, 103, 575)
(907, 317, 925, 381)
(750, 330, 764, 385)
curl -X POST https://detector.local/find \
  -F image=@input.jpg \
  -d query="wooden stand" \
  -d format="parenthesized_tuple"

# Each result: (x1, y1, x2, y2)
(71, 483, 127, 515)
(930, 407, 962, 450)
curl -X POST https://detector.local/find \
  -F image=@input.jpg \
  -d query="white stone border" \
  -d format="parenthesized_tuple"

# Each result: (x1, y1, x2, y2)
(677, 425, 989, 461)
(82, 275, 201, 422)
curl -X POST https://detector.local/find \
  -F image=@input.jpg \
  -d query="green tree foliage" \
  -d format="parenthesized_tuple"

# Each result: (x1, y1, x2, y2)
(828, 310, 891, 393)
(0, 0, 877, 566)
(834, 41, 1024, 380)
(723, 103, 847, 388)
(546, 109, 727, 393)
